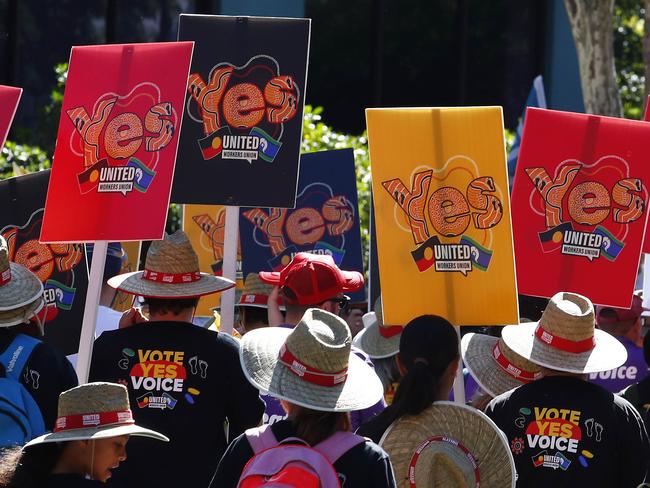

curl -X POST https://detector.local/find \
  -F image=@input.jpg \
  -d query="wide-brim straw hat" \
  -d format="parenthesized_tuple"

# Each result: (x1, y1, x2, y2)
(108, 231, 234, 298)
(240, 308, 383, 412)
(501, 292, 627, 374)
(380, 402, 515, 488)
(25, 382, 168, 447)
(0, 235, 44, 326)
(353, 299, 402, 359)
(235, 273, 283, 310)
(461, 333, 542, 397)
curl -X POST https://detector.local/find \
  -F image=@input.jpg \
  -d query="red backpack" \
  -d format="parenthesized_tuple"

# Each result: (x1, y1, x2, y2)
(238, 424, 366, 488)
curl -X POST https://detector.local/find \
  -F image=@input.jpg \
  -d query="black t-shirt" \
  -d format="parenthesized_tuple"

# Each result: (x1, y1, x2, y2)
(89, 321, 264, 488)
(356, 404, 397, 444)
(485, 376, 650, 487)
(210, 419, 397, 488)
(620, 376, 650, 422)
(0, 330, 78, 430)
(44, 474, 104, 487)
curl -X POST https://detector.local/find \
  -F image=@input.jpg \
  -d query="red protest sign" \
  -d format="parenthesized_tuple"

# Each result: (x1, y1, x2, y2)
(0, 85, 22, 151)
(511, 108, 650, 308)
(41, 42, 193, 243)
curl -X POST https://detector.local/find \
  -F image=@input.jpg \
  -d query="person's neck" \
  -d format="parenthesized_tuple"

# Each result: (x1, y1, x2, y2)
(622, 328, 643, 347)
(51, 445, 87, 478)
(149, 310, 194, 323)
(98, 285, 117, 308)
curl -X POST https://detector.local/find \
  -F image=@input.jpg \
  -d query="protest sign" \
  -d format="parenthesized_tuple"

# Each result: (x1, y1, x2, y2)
(171, 14, 311, 208)
(240, 149, 365, 302)
(183, 204, 243, 316)
(511, 108, 650, 308)
(0, 85, 22, 151)
(0, 171, 88, 356)
(367, 107, 518, 326)
(112, 241, 141, 313)
(40, 42, 194, 243)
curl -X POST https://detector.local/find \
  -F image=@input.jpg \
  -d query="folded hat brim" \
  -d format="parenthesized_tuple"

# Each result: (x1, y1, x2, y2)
(461, 333, 524, 398)
(355, 320, 401, 359)
(0, 263, 43, 311)
(340, 270, 364, 292)
(379, 402, 515, 488)
(501, 322, 628, 374)
(24, 423, 169, 448)
(108, 271, 234, 298)
(240, 327, 384, 412)
(0, 296, 45, 327)
(258, 271, 280, 285)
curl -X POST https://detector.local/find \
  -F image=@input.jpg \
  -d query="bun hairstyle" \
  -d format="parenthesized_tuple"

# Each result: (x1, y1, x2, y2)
(388, 315, 459, 422)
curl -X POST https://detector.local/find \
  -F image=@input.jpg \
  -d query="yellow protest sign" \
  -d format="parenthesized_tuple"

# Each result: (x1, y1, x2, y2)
(183, 204, 243, 316)
(367, 107, 518, 325)
(113, 241, 142, 313)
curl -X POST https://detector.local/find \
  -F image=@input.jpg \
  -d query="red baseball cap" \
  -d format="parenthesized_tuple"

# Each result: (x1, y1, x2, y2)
(596, 294, 649, 325)
(259, 252, 364, 306)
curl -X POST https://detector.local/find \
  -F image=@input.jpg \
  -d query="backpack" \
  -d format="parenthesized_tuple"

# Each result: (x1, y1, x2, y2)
(238, 424, 367, 488)
(0, 333, 46, 447)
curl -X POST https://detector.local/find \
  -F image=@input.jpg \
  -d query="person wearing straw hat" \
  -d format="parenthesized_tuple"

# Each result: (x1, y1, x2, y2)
(485, 292, 650, 487)
(210, 308, 397, 487)
(380, 402, 516, 487)
(0, 382, 167, 487)
(233, 273, 284, 335)
(461, 328, 542, 409)
(356, 315, 462, 444)
(589, 292, 650, 393)
(0, 235, 78, 432)
(259, 252, 386, 428)
(89, 231, 264, 488)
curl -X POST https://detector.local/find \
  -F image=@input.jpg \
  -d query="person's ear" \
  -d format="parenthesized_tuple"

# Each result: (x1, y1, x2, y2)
(320, 300, 337, 314)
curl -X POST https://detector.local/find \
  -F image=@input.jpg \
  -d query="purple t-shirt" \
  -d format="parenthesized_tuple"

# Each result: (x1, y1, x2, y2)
(589, 336, 649, 392)
(449, 368, 482, 403)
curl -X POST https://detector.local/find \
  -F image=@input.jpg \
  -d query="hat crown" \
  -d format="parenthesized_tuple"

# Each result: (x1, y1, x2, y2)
(58, 382, 130, 417)
(144, 231, 199, 274)
(497, 338, 541, 373)
(285, 308, 351, 373)
(537, 292, 595, 342)
(243, 273, 274, 297)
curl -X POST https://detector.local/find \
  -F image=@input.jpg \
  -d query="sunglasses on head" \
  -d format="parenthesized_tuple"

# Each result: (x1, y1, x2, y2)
(328, 295, 351, 311)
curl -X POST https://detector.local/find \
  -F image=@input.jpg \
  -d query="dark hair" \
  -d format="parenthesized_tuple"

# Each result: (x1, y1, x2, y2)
(597, 309, 636, 335)
(0, 444, 63, 488)
(145, 297, 199, 316)
(379, 315, 459, 426)
(644, 331, 650, 366)
(288, 405, 351, 446)
(240, 306, 269, 332)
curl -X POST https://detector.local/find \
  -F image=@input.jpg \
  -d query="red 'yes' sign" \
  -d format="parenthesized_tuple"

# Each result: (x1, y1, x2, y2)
(41, 42, 194, 243)
(511, 108, 650, 308)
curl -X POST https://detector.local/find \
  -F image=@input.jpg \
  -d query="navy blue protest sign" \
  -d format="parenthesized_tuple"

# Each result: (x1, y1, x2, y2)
(240, 149, 365, 301)
(171, 14, 311, 208)
(0, 170, 88, 356)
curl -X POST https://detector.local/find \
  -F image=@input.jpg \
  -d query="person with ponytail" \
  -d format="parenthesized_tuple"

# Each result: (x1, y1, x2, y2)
(356, 314, 460, 443)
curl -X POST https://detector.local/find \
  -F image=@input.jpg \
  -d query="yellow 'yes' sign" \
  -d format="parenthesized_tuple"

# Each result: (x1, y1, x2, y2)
(367, 107, 518, 326)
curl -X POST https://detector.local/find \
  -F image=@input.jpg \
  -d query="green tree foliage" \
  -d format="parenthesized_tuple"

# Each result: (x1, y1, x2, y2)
(614, 0, 645, 119)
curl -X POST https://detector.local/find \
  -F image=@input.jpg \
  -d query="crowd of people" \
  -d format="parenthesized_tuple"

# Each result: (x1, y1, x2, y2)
(0, 231, 649, 487)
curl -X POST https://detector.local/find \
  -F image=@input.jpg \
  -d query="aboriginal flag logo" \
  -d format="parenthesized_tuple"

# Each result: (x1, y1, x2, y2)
(186, 55, 296, 164)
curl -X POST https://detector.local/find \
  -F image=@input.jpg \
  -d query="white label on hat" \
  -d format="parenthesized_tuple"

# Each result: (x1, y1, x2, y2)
(82, 414, 101, 426)
(291, 361, 307, 377)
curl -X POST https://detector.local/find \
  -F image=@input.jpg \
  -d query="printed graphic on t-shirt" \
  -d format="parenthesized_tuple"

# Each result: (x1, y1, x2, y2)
(117, 347, 208, 410)
(513, 406, 603, 471)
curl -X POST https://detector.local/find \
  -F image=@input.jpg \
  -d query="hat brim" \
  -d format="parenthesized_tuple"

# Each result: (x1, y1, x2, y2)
(108, 271, 234, 299)
(461, 333, 526, 398)
(379, 401, 515, 488)
(0, 296, 45, 327)
(240, 327, 383, 412)
(0, 263, 43, 311)
(355, 320, 401, 359)
(24, 423, 169, 448)
(501, 322, 627, 374)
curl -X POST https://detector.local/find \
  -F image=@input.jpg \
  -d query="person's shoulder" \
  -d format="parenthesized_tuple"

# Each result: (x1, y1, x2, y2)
(214, 330, 242, 350)
(342, 435, 391, 466)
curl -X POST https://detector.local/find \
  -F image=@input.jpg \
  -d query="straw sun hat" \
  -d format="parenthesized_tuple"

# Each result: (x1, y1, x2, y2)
(501, 292, 627, 374)
(25, 382, 168, 447)
(108, 231, 234, 298)
(0, 235, 45, 327)
(380, 402, 515, 488)
(353, 298, 402, 359)
(461, 332, 542, 397)
(236, 273, 283, 309)
(239, 308, 383, 412)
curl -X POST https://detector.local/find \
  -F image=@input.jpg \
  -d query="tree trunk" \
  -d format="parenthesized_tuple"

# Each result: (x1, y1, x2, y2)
(643, 0, 650, 108)
(564, 0, 621, 116)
